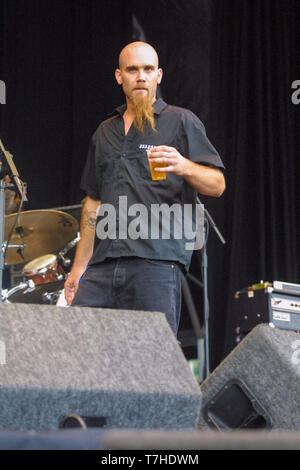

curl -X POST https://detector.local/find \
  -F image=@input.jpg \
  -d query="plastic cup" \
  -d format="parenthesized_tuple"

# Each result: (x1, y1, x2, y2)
(147, 151, 166, 180)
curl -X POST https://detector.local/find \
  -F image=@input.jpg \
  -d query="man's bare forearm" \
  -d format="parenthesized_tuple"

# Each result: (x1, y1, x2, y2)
(183, 160, 226, 197)
(148, 146, 225, 197)
(72, 196, 100, 271)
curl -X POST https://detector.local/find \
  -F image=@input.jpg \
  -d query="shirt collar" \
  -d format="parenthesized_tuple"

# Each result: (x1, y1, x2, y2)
(112, 98, 167, 117)
(153, 98, 168, 115)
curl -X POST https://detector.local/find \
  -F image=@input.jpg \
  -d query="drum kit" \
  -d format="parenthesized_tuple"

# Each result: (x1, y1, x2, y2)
(2, 209, 79, 305)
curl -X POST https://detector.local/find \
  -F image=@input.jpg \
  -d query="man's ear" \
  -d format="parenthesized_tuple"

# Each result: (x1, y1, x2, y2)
(115, 69, 122, 85)
(157, 68, 163, 85)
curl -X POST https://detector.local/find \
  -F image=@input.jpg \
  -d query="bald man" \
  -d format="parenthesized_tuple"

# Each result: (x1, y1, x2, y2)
(65, 42, 225, 336)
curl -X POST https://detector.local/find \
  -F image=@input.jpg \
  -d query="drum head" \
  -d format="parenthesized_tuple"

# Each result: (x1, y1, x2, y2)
(7, 280, 65, 304)
(23, 254, 57, 273)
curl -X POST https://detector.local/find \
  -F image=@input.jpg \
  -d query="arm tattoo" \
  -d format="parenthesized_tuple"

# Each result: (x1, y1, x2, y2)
(82, 209, 97, 229)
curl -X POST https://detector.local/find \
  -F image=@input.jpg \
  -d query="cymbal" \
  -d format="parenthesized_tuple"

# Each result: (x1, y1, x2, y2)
(4, 209, 79, 265)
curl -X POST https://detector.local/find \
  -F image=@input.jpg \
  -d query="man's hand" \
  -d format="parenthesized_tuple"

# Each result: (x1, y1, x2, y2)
(148, 145, 188, 176)
(64, 266, 86, 306)
(148, 145, 225, 197)
(63, 196, 100, 305)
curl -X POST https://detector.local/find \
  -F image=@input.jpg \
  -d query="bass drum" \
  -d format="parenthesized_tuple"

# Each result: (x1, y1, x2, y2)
(5, 280, 65, 305)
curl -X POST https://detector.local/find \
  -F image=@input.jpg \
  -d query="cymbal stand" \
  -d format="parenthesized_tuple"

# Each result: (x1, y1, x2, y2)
(0, 140, 27, 301)
(0, 177, 6, 301)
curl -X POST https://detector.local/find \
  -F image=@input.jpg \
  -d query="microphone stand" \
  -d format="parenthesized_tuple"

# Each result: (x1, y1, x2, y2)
(0, 177, 5, 301)
(197, 197, 225, 380)
(0, 139, 27, 301)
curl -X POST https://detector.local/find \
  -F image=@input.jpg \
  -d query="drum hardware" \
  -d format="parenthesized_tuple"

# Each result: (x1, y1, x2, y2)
(4, 243, 27, 262)
(0, 140, 28, 204)
(4, 209, 79, 265)
(58, 253, 72, 268)
(4, 279, 65, 304)
(3, 243, 27, 249)
(2, 207, 80, 304)
(41, 289, 63, 305)
(3, 231, 80, 305)
(58, 234, 80, 267)
(0, 139, 28, 301)
(2, 279, 35, 302)
(0, 144, 80, 305)
(56, 233, 80, 270)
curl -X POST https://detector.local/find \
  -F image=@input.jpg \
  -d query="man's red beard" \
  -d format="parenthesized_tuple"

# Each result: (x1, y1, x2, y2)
(130, 93, 156, 134)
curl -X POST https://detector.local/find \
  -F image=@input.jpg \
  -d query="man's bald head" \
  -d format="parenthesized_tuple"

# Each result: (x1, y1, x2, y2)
(118, 42, 159, 70)
(115, 41, 163, 131)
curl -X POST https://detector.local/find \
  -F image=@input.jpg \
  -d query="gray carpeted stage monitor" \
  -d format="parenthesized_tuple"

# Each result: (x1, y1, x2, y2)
(197, 324, 300, 430)
(0, 303, 201, 431)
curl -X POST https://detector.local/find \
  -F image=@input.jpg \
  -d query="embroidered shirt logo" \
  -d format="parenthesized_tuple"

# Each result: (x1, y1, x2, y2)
(139, 144, 155, 151)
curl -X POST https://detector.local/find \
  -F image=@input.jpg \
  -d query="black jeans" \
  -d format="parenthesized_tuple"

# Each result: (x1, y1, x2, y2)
(72, 257, 184, 336)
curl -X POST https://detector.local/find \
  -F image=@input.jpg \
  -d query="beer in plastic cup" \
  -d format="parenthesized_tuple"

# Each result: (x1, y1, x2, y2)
(147, 151, 166, 180)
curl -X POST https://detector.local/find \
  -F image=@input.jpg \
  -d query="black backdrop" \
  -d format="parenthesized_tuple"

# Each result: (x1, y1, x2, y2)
(0, 0, 300, 370)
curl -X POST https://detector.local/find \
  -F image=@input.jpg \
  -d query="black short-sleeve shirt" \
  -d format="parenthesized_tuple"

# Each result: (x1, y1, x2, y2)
(81, 98, 224, 271)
